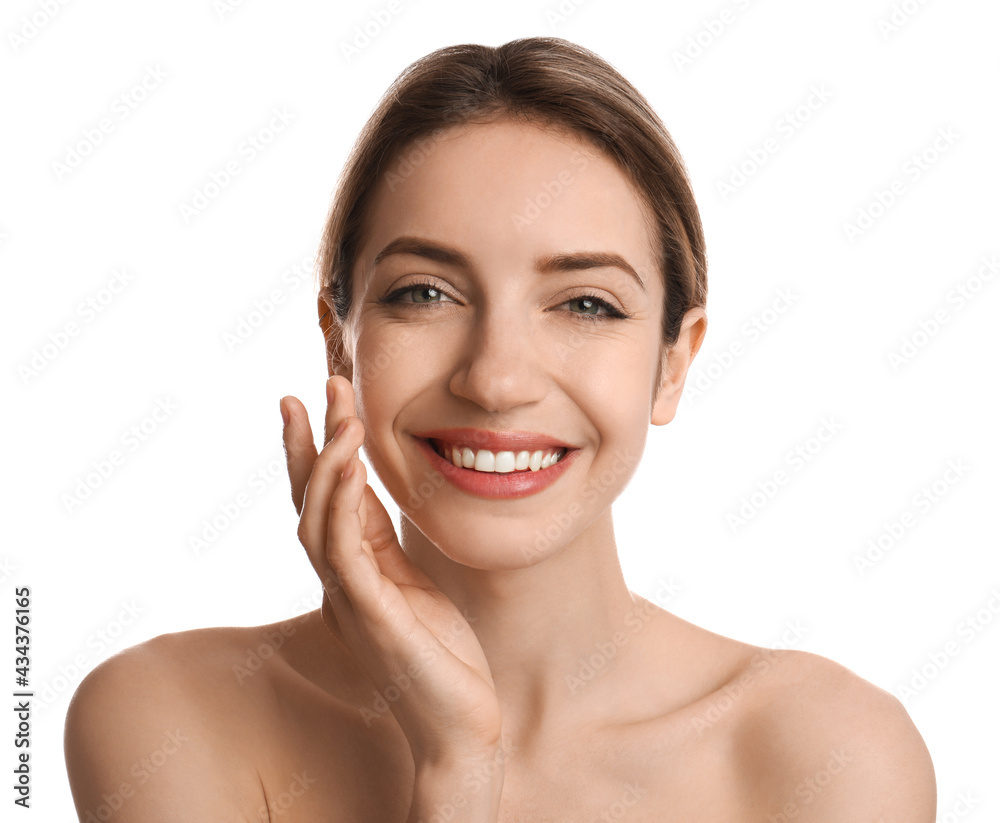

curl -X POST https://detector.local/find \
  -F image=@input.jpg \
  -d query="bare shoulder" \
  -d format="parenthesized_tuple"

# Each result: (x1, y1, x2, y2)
(734, 648, 937, 821)
(63, 619, 302, 822)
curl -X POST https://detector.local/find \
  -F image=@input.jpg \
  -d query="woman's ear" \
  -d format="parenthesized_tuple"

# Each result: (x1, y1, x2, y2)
(651, 308, 707, 426)
(318, 296, 354, 383)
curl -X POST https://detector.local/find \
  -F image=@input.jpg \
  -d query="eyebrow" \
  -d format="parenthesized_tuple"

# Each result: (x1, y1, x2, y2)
(371, 235, 646, 293)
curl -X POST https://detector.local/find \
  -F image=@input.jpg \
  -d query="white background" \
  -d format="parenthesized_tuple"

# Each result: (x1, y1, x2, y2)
(3, 0, 998, 818)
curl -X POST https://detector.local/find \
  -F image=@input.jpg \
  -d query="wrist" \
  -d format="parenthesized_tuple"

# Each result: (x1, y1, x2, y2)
(409, 733, 504, 771)
(414, 743, 506, 776)
(408, 748, 506, 823)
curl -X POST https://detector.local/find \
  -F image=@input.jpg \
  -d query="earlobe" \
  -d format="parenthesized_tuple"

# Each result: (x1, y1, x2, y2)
(650, 308, 708, 427)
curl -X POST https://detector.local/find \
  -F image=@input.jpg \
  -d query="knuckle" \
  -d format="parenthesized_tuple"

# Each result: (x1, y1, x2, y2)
(343, 416, 365, 437)
(319, 426, 359, 462)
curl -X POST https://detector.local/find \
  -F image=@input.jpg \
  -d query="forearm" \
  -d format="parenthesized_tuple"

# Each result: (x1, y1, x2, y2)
(407, 749, 505, 823)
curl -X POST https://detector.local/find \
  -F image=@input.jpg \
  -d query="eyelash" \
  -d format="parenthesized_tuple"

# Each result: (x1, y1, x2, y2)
(377, 281, 631, 323)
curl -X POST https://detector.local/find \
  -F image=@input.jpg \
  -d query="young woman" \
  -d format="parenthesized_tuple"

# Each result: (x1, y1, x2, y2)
(65, 37, 936, 821)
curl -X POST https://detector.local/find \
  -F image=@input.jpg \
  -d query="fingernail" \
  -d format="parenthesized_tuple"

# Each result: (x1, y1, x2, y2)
(326, 377, 335, 405)
(334, 418, 348, 439)
(279, 397, 290, 426)
(342, 459, 355, 480)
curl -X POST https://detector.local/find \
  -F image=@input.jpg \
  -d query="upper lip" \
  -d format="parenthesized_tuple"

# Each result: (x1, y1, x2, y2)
(413, 428, 576, 453)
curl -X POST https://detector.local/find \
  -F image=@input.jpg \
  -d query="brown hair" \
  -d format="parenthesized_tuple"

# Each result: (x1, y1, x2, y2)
(316, 36, 706, 367)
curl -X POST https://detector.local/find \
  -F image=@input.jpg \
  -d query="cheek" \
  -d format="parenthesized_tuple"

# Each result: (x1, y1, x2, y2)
(350, 324, 421, 423)
(573, 347, 652, 477)
(570, 342, 658, 479)
(349, 330, 413, 502)
(351, 319, 469, 430)
(558, 333, 655, 418)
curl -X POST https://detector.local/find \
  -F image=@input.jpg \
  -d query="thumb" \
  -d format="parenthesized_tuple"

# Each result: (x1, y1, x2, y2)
(361, 484, 437, 590)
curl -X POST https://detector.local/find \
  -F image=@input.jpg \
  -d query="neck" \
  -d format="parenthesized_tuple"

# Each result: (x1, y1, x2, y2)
(400, 508, 639, 748)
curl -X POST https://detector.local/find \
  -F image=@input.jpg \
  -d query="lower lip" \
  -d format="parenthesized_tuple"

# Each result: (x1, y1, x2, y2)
(414, 438, 579, 500)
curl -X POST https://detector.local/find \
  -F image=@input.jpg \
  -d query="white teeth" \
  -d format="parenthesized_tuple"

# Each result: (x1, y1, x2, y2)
(494, 451, 517, 473)
(437, 441, 566, 473)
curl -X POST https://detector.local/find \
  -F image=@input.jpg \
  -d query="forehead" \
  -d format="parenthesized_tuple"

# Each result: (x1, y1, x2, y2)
(359, 119, 660, 289)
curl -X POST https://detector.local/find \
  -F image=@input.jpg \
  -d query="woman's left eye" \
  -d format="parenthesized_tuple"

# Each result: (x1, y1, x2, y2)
(562, 295, 628, 322)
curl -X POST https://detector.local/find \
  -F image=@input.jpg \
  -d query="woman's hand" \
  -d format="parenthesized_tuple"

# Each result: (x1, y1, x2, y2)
(279, 376, 503, 767)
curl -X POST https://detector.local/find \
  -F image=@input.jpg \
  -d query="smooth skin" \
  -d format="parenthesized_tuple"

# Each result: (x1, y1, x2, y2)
(65, 119, 936, 821)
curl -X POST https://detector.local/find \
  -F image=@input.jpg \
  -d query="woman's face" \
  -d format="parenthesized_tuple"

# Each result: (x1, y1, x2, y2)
(336, 118, 699, 570)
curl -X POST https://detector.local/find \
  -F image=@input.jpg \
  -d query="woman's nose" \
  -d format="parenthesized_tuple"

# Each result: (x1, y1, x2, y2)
(447, 307, 548, 415)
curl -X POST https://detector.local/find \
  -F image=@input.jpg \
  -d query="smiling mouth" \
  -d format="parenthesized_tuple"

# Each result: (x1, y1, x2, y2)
(425, 438, 569, 473)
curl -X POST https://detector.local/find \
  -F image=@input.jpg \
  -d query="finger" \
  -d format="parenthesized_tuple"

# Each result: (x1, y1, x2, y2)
(360, 485, 437, 590)
(327, 459, 444, 663)
(297, 416, 365, 567)
(324, 374, 357, 446)
(324, 457, 409, 638)
(282, 374, 358, 516)
(320, 587, 360, 643)
(281, 395, 318, 516)
(326, 458, 380, 596)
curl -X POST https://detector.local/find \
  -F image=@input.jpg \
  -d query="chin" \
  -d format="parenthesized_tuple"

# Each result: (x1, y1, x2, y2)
(400, 506, 572, 572)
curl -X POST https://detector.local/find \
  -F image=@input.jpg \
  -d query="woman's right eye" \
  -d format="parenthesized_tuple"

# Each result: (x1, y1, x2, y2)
(379, 282, 453, 306)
